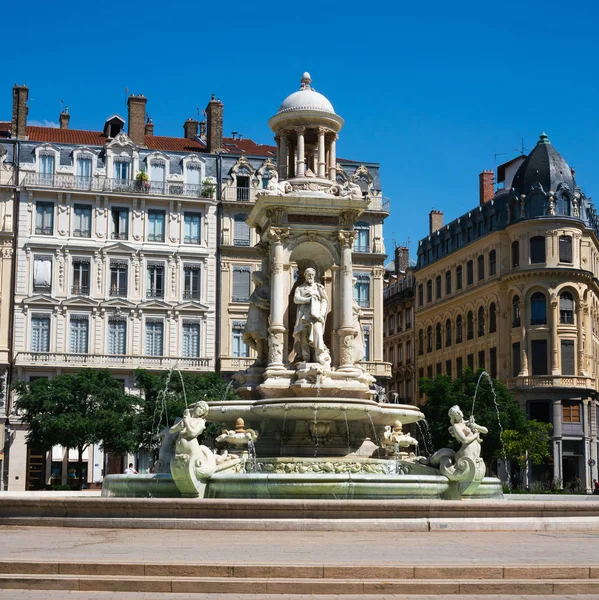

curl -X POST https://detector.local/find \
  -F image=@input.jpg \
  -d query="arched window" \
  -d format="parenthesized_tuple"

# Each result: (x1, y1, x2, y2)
(560, 292, 575, 324)
(530, 236, 546, 264)
(418, 329, 424, 355)
(557, 193, 571, 216)
(426, 326, 433, 352)
(489, 303, 497, 333)
(445, 319, 452, 347)
(467, 311, 474, 340)
(477, 306, 485, 337)
(436, 323, 442, 349)
(528, 193, 545, 217)
(456, 315, 463, 343)
(511, 240, 519, 268)
(512, 296, 521, 327)
(531, 292, 547, 325)
(354, 222, 370, 253)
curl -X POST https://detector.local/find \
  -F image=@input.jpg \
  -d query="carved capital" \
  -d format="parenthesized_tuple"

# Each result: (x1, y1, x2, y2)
(268, 227, 290, 244)
(337, 230, 357, 248)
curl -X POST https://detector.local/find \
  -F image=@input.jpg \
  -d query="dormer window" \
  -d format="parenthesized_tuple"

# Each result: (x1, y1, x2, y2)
(104, 115, 125, 138)
(76, 156, 92, 179)
(40, 153, 55, 183)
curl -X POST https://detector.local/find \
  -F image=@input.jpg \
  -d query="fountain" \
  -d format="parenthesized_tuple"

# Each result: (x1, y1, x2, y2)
(102, 73, 503, 500)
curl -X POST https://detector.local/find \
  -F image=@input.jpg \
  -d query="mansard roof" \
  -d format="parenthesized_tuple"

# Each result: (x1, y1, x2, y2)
(512, 133, 575, 196)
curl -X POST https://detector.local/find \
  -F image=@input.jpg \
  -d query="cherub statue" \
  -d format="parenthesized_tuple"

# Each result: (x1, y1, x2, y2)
(382, 420, 418, 455)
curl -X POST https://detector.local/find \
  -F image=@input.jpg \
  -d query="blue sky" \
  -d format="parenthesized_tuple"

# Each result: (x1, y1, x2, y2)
(3, 0, 598, 260)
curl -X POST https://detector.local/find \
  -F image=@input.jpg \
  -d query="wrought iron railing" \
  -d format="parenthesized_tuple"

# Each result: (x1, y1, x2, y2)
(23, 173, 215, 199)
(221, 186, 258, 202)
(71, 285, 90, 296)
(15, 352, 213, 370)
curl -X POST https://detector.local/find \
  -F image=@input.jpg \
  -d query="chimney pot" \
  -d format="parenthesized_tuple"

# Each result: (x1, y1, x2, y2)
(183, 118, 199, 140)
(479, 170, 494, 205)
(205, 95, 224, 153)
(127, 94, 147, 146)
(394, 246, 409, 275)
(429, 209, 444, 234)
(11, 84, 29, 139)
(59, 109, 70, 130)
(145, 117, 154, 136)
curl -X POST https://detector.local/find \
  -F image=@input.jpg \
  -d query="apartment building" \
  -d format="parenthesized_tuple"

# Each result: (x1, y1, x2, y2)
(413, 136, 599, 489)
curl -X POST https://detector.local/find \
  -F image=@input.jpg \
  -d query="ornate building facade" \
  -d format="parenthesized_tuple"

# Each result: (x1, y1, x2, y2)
(413, 135, 599, 490)
(0, 76, 390, 490)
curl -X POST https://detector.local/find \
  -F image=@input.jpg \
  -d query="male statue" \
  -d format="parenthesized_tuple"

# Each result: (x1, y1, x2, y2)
(292, 267, 331, 367)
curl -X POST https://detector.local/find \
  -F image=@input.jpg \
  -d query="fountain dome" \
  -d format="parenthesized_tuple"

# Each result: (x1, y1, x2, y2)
(277, 72, 336, 114)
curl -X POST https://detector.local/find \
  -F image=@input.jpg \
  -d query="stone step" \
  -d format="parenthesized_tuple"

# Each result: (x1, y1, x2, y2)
(0, 574, 599, 595)
(0, 561, 598, 580)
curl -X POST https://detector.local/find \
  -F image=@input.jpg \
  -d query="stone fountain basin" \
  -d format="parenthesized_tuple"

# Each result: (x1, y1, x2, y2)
(207, 398, 425, 425)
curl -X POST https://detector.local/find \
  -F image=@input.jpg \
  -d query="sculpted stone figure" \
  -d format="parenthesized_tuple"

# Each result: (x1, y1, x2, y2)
(448, 405, 488, 462)
(243, 271, 270, 366)
(382, 420, 418, 455)
(350, 279, 365, 364)
(170, 401, 216, 484)
(293, 267, 331, 367)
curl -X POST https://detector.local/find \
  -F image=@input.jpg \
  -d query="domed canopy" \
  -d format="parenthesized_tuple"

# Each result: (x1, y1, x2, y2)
(276, 72, 336, 115)
(512, 133, 575, 195)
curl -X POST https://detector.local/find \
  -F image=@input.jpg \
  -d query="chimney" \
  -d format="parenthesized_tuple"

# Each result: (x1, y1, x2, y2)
(395, 246, 409, 275)
(479, 170, 494, 205)
(145, 117, 154, 136)
(11, 84, 28, 139)
(199, 121, 206, 139)
(183, 118, 199, 140)
(127, 94, 147, 146)
(429, 209, 443, 234)
(205, 94, 224, 153)
(59, 107, 70, 130)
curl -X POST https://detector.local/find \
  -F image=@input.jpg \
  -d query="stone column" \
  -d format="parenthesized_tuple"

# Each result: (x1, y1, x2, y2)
(583, 399, 591, 491)
(296, 127, 305, 177)
(329, 135, 337, 181)
(550, 295, 559, 375)
(337, 230, 357, 369)
(578, 301, 587, 375)
(317, 128, 326, 178)
(553, 399, 563, 488)
(267, 228, 289, 370)
(372, 267, 385, 363)
(288, 143, 295, 179)
(279, 134, 288, 180)
(520, 304, 528, 376)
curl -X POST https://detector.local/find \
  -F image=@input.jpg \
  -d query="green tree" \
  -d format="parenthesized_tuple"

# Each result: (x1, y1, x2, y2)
(502, 420, 553, 487)
(419, 368, 527, 468)
(134, 370, 236, 453)
(13, 369, 137, 489)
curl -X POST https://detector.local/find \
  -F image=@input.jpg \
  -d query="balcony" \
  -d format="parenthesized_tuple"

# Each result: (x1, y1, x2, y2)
(365, 195, 390, 214)
(71, 285, 90, 296)
(220, 356, 255, 372)
(222, 186, 258, 202)
(506, 375, 595, 390)
(15, 352, 213, 370)
(109, 288, 128, 298)
(358, 361, 392, 378)
(22, 173, 216, 199)
(183, 291, 202, 300)
(147, 289, 165, 299)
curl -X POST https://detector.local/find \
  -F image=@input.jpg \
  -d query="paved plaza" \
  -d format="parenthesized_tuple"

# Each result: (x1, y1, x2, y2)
(2, 526, 599, 566)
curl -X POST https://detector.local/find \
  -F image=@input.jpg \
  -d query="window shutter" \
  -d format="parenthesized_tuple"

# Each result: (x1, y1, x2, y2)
(559, 236, 573, 262)
(232, 268, 250, 301)
(183, 322, 200, 357)
(234, 216, 250, 246)
(561, 340, 575, 375)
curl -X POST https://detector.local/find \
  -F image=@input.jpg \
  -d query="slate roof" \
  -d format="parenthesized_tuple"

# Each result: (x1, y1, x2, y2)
(512, 133, 575, 195)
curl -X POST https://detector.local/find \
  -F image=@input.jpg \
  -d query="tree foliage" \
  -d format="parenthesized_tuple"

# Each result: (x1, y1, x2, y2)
(133, 370, 236, 451)
(13, 369, 137, 489)
(419, 368, 527, 466)
(502, 420, 553, 472)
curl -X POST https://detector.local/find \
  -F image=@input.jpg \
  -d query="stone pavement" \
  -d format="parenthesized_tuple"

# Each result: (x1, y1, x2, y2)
(2, 526, 599, 565)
